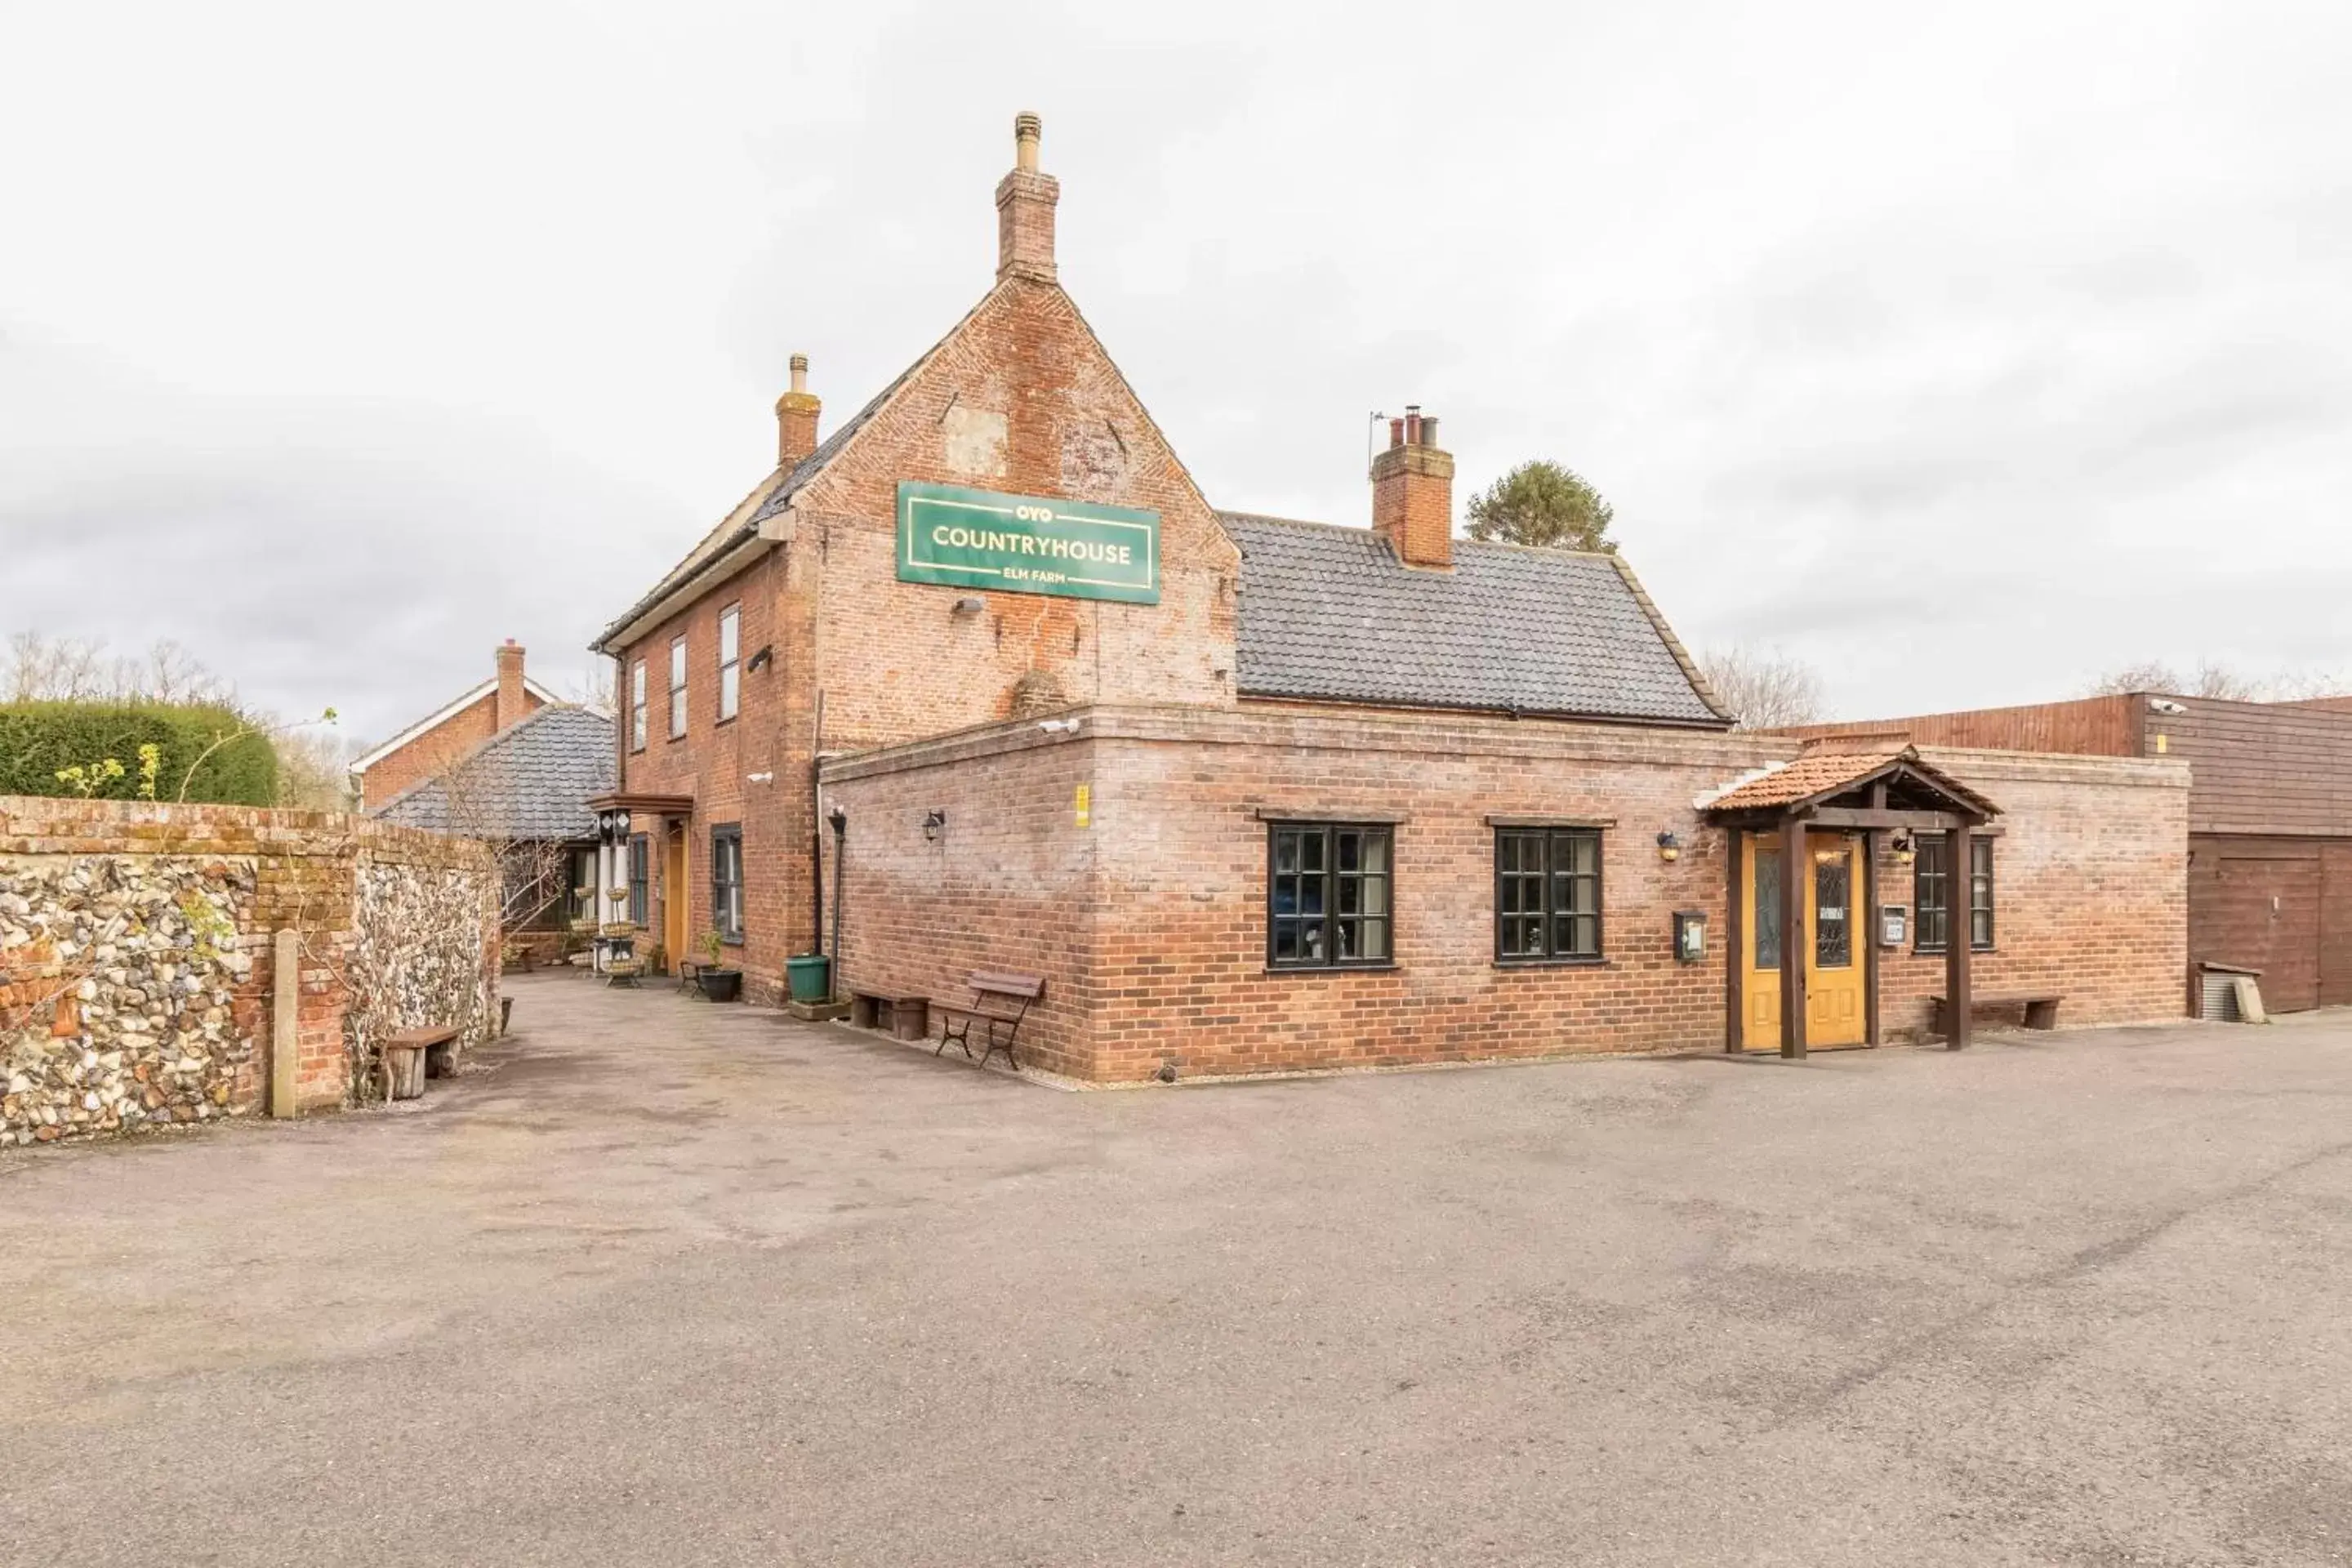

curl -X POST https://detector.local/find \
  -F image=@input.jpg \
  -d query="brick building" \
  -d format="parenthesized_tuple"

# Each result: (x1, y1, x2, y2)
(351, 640, 556, 809)
(1788, 693, 2352, 1013)
(588, 115, 2189, 1080)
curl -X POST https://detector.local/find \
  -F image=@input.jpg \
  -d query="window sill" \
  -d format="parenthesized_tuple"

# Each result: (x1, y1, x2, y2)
(1262, 963, 1399, 977)
(715, 715, 737, 728)
(1914, 947, 1997, 957)
(718, 936, 745, 949)
(1494, 957, 1610, 970)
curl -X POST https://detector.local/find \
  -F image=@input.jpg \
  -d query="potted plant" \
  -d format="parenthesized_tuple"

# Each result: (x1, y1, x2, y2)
(697, 930, 742, 1003)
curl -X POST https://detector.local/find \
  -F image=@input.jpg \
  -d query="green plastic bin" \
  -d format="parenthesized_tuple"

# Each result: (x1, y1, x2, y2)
(786, 953, 831, 1004)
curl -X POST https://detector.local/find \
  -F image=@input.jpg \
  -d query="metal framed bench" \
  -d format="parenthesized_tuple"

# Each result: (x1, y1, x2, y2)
(932, 970, 1045, 1070)
(1931, 992, 2063, 1036)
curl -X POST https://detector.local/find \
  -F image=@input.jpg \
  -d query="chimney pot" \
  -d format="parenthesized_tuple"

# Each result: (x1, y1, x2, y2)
(776, 354, 822, 467)
(494, 641, 529, 731)
(1370, 404, 1454, 569)
(996, 111, 1060, 283)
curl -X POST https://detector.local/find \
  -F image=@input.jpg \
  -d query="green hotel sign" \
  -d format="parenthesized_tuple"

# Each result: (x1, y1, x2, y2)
(896, 483, 1160, 605)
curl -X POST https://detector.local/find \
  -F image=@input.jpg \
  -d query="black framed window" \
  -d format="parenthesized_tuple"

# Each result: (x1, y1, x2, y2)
(717, 604, 741, 722)
(668, 636, 688, 739)
(1267, 822, 1391, 969)
(1494, 828, 1603, 962)
(1916, 833, 1993, 952)
(711, 823, 744, 944)
(627, 835, 649, 927)
(629, 659, 648, 751)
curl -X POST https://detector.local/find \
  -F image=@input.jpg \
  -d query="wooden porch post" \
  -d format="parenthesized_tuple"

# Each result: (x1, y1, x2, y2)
(1862, 829, 1881, 1047)
(1780, 811, 1806, 1059)
(1944, 812, 1972, 1049)
(1725, 830, 1744, 1052)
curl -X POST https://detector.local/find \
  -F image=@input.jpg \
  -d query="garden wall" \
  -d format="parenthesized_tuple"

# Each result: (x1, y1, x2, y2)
(0, 797, 498, 1147)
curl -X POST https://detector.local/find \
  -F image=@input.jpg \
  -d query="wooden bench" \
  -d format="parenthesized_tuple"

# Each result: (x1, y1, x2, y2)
(381, 1024, 460, 1101)
(932, 970, 1045, 1070)
(1931, 992, 2063, 1036)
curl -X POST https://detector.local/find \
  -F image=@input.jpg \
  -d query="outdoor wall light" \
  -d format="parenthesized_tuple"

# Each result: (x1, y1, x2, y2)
(923, 809, 947, 841)
(952, 596, 987, 617)
(1655, 831, 1682, 863)
(1891, 831, 1916, 866)
(747, 645, 773, 673)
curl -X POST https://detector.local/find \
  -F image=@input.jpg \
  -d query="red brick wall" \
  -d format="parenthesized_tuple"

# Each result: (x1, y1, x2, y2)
(1873, 749, 2191, 1039)
(616, 274, 1241, 987)
(821, 712, 2191, 1082)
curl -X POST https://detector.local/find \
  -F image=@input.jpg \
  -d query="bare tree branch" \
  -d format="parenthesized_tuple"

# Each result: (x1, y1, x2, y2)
(1695, 645, 1827, 730)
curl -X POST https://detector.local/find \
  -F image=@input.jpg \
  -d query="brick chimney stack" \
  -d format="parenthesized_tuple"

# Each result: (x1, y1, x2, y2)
(775, 353, 821, 469)
(495, 639, 528, 731)
(1372, 405, 1455, 569)
(996, 111, 1059, 283)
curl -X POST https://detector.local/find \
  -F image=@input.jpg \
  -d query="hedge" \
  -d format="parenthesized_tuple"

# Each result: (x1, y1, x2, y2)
(0, 702, 279, 806)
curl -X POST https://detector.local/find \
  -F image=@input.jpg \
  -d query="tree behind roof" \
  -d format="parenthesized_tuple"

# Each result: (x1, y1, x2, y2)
(1463, 461, 1616, 553)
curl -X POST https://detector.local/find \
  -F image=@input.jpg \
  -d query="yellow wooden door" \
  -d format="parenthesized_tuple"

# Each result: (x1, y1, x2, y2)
(1805, 834, 1864, 1046)
(1742, 831, 1866, 1049)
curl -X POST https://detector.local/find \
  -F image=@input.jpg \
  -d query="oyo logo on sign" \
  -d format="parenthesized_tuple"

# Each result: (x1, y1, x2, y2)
(896, 483, 1160, 604)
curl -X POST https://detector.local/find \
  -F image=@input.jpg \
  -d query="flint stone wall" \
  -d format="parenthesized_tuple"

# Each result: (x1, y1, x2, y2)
(0, 797, 498, 1147)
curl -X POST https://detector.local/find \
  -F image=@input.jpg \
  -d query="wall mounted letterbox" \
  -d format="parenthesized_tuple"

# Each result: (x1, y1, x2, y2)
(1673, 910, 1706, 964)
(1880, 905, 1908, 948)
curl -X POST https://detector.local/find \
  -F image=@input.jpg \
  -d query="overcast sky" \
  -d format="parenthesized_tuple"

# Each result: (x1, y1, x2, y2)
(5, 0, 2347, 744)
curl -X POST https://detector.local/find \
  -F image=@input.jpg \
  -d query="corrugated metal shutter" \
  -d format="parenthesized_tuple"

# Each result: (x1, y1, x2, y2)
(2199, 972, 2241, 1021)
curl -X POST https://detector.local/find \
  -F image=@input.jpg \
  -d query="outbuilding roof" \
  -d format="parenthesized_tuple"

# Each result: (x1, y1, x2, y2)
(1699, 746, 2001, 820)
(369, 704, 617, 842)
(1215, 514, 1731, 728)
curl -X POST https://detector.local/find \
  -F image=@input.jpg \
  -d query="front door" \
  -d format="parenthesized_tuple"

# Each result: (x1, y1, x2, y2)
(1742, 831, 1866, 1049)
(663, 825, 688, 975)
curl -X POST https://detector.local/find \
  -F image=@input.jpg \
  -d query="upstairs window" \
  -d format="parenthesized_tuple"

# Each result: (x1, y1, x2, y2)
(668, 635, 688, 740)
(1494, 827, 1603, 962)
(1267, 822, 1392, 969)
(1916, 832, 1994, 952)
(629, 660, 648, 751)
(718, 604, 741, 722)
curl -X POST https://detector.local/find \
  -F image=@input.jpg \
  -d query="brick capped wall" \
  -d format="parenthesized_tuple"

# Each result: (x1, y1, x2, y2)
(1, 796, 498, 1144)
(821, 710, 2190, 1083)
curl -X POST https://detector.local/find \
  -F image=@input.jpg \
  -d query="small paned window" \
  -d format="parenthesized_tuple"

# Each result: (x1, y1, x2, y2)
(1814, 844, 1852, 969)
(1267, 822, 1392, 969)
(627, 835, 649, 928)
(629, 660, 648, 751)
(717, 605, 741, 722)
(1494, 828, 1603, 962)
(711, 824, 744, 944)
(1916, 833, 1993, 952)
(668, 636, 688, 739)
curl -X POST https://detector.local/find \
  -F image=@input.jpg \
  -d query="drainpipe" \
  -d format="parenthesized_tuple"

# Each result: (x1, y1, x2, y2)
(827, 806, 847, 989)
(808, 688, 826, 953)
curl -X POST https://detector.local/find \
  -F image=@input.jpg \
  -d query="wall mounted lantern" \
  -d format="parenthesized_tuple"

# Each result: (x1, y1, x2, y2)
(747, 645, 773, 673)
(1655, 831, 1682, 863)
(1891, 831, 1915, 866)
(923, 809, 947, 842)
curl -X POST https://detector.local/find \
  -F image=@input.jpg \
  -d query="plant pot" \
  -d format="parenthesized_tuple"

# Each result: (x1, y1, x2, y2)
(697, 968, 743, 1004)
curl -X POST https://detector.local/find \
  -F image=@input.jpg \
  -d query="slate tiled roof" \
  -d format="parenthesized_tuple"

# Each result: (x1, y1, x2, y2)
(370, 705, 616, 841)
(1216, 514, 1730, 727)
